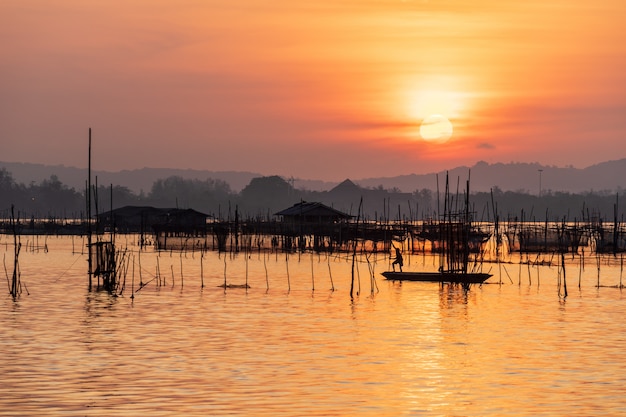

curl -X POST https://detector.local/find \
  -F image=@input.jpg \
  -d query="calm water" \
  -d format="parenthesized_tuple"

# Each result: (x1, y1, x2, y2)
(2, 235, 626, 416)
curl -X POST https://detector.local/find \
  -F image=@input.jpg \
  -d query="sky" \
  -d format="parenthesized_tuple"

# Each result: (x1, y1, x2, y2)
(2, 0, 626, 181)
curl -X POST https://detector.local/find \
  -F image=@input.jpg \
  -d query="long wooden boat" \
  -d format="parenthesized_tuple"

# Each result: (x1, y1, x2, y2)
(382, 172, 492, 286)
(381, 271, 491, 284)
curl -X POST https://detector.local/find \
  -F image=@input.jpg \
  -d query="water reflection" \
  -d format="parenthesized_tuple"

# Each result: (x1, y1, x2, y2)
(2, 236, 626, 416)
(438, 283, 471, 308)
(84, 291, 120, 315)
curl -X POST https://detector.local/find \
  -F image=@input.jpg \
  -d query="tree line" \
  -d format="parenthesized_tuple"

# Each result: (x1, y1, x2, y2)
(0, 167, 623, 223)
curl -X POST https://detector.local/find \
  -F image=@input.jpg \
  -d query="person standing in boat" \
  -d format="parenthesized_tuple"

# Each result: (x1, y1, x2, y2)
(392, 245, 403, 272)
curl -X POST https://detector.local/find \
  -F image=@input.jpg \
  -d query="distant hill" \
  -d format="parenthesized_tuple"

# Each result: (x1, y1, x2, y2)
(353, 159, 626, 194)
(1, 159, 625, 194)
(0, 162, 262, 193)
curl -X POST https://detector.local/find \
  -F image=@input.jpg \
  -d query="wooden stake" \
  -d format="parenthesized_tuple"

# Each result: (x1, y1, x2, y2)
(200, 251, 204, 288)
(561, 252, 568, 298)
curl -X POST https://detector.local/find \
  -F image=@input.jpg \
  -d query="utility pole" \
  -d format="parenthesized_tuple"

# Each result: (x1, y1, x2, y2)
(538, 169, 543, 197)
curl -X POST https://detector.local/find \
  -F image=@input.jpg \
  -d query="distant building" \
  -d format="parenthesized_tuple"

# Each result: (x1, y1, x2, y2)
(274, 201, 352, 224)
(96, 206, 210, 234)
(273, 201, 353, 251)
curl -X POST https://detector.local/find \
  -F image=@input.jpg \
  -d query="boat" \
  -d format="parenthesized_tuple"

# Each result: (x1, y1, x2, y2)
(381, 270, 491, 284)
(381, 172, 491, 286)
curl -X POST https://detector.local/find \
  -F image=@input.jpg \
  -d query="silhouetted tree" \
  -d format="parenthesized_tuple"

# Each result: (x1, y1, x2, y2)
(239, 176, 299, 216)
(1, 167, 624, 223)
(147, 175, 233, 215)
(30, 175, 83, 218)
(95, 184, 141, 210)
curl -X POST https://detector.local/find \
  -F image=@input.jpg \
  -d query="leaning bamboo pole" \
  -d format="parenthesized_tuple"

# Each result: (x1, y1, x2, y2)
(10, 205, 21, 300)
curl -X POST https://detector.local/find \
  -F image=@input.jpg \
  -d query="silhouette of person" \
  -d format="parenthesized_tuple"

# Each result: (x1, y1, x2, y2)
(392, 245, 403, 272)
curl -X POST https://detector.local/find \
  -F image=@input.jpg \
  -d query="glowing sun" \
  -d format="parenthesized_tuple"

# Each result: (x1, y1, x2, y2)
(419, 114, 453, 143)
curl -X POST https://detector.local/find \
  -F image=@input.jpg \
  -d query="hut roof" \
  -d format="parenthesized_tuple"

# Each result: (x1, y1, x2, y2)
(97, 206, 210, 219)
(274, 201, 352, 219)
(329, 179, 361, 195)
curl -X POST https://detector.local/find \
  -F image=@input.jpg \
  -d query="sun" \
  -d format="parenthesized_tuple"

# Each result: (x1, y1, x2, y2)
(419, 114, 453, 143)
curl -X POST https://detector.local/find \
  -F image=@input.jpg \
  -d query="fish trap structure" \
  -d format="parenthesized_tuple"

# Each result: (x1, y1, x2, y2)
(88, 240, 117, 292)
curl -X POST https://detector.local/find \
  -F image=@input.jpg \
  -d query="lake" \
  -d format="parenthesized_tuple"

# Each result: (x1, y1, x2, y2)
(2, 234, 626, 416)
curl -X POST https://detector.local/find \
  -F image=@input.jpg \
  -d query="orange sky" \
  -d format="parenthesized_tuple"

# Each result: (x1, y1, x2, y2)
(2, 1, 626, 181)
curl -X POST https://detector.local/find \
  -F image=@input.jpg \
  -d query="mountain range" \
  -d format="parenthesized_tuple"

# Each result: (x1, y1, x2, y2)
(1, 159, 625, 195)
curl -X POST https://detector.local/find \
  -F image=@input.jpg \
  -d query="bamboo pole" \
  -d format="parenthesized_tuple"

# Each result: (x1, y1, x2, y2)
(311, 253, 315, 291)
(223, 255, 227, 290)
(286, 252, 290, 292)
(131, 253, 135, 300)
(561, 252, 568, 298)
(264, 252, 269, 291)
(200, 250, 204, 288)
(180, 253, 184, 288)
(10, 205, 21, 300)
(87, 128, 92, 291)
